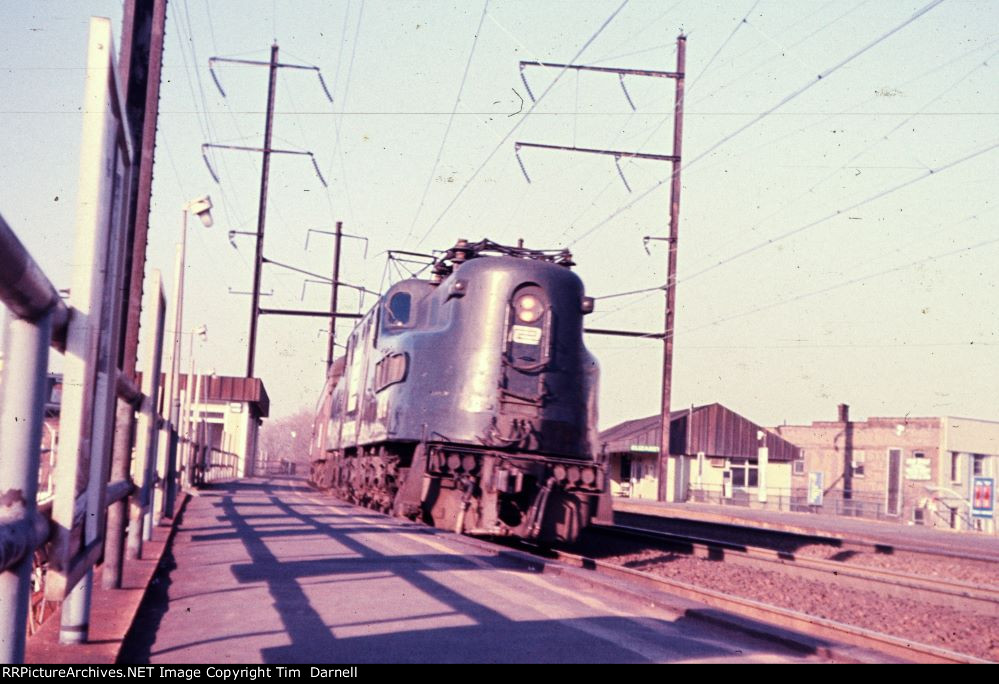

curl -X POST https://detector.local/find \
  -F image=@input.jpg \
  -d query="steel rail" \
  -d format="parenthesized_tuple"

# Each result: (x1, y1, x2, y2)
(591, 523, 999, 617)
(290, 480, 990, 663)
(614, 509, 999, 564)
(544, 546, 991, 664)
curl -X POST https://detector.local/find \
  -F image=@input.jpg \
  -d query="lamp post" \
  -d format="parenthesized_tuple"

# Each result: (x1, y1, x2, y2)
(162, 196, 213, 520)
(181, 324, 207, 488)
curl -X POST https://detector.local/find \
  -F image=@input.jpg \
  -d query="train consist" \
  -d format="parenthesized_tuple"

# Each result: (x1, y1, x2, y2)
(307, 239, 610, 543)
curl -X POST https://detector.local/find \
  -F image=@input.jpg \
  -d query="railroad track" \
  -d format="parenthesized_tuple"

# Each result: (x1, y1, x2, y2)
(293, 482, 996, 663)
(589, 523, 999, 617)
(536, 542, 993, 664)
(614, 510, 999, 564)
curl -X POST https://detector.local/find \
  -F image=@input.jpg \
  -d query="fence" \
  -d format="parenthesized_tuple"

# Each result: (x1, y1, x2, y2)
(685, 483, 890, 520)
(0, 17, 178, 663)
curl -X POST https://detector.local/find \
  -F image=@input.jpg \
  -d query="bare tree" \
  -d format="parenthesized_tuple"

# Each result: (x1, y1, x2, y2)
(260, 408, 315, 468)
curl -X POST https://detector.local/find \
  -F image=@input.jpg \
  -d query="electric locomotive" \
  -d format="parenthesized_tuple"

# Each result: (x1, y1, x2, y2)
(308, 239, 610, 543)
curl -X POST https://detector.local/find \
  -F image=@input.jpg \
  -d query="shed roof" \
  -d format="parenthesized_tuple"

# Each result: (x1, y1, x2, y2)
(600, 403, 800, 462)
(175, 375, 270, 418)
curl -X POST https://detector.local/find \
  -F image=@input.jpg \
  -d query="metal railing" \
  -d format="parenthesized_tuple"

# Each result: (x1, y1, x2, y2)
(685, 483, 895, 521)
(687, 484, 796, 512)
(0, 212, 170, 661)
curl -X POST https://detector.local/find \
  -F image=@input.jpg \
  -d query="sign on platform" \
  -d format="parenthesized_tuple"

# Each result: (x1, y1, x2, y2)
(972, 477, 994, 518)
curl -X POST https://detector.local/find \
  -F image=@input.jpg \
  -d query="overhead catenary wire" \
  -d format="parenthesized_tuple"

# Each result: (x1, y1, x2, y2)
(415, 0, 632, 248)
(323, 0, 365, 228)
(587, 183, 996, 329)
(404, 0, 491, 243)
(681, 42, 999, 275)
(676, 232, 999, 341)
(678, 139, 999, 286)
(590, 223, 999, 356)
(173, 0, 256, 295)
(556, 1, 758, 242)
(688, 0, 872, 109)
(568, 0, 947, 248)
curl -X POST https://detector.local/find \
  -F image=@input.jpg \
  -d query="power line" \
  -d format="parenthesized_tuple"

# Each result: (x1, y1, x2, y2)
(590, 225, 999, 354)
(584, 203, 994, 327)
(323, 0, 365, 228)
(681, 42, 999, 275)
(415, 0, 632, 247)
(678, 232, 999, 340)
(686, 0, 761, 94)
(568, 0, 946, 248)
(688, 0, 871, 110)
(405, 0, 490, 243)
(555, 2, 759, 243)
(589, 0, 683, 65)
(678, 139, 999, 286)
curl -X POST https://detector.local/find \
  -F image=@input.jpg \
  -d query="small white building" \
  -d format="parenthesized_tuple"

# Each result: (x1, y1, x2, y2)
(601, 403, 801, 507)
(175, 375, 269, 480)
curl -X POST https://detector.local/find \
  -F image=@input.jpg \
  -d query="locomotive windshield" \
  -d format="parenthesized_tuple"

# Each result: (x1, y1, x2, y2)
(387, 292, 411, 326)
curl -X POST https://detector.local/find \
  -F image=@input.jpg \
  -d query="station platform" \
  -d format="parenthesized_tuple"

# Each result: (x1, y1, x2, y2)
(108, 477, 829, 664)
(25, 517, 175, 664)
(612, 497, 999, 559)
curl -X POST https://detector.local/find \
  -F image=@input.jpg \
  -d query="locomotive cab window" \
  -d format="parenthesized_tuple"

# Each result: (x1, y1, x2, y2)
(387, 292, 411, 326)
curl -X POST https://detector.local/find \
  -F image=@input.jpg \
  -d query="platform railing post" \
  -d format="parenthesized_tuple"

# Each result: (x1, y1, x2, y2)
(103, 400, 135, 588)
(0, 313, 51, 664)
(59, 568, 92, 644)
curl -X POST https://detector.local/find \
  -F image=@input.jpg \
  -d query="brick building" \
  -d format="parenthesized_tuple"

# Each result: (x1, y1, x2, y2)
(773, 404, 998, 534)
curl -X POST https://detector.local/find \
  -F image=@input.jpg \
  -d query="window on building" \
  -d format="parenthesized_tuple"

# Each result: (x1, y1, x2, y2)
(852, 450, 866, 478)
(973, 454, 985, 477)
(620, 455, 632, 481)
(913, 451, 926, 459)
(951, 452, 961, 482)
(793, 451, 806, 476)
(729, 458, 759, 488)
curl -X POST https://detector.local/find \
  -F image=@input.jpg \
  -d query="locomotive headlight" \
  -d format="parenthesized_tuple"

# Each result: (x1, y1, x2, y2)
(553, 464, 567, 481)
(581, 468, 596, 485)
(567, 465, 581, 483)
(515, 293, 545, 323)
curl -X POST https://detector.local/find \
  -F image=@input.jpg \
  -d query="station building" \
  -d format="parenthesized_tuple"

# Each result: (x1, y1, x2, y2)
(173, 374, 270, 479)
(772, 404, 998, 534)
(601, 403, 801, 505)
(28, 373, 269, 494)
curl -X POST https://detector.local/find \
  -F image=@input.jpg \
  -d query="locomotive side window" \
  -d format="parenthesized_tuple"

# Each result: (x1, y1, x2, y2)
(387, 292, 411, 326)
(375, 352, 409, 392)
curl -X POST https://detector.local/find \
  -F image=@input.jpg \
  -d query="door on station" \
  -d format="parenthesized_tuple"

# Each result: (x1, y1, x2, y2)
(886, 448, 902, 515)
(635, 458, 658, 500)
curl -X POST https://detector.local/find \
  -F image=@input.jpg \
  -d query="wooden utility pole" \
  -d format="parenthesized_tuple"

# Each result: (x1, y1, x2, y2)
(657, 34, 685, 502)
(327, 221, 343, 370)
(246, 43, 279, 378)
(515, 35, 688, 502)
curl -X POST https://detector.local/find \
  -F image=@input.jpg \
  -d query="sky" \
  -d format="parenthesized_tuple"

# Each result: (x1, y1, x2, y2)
(1, 0, 996, 431)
